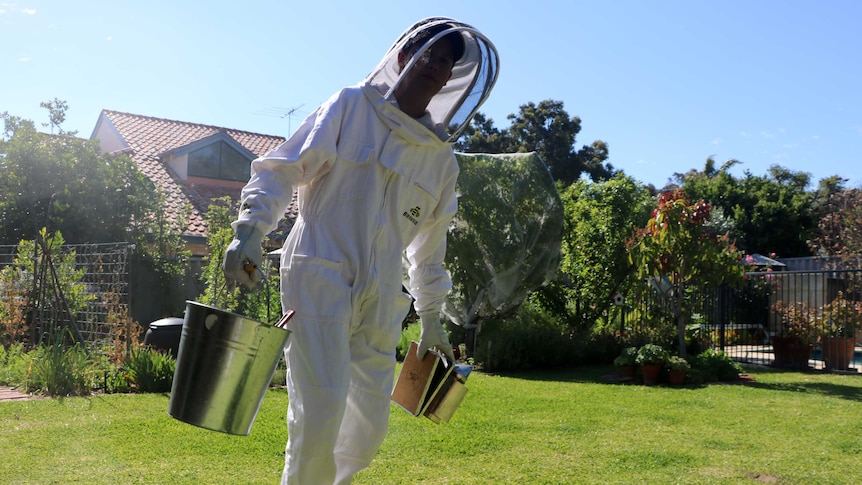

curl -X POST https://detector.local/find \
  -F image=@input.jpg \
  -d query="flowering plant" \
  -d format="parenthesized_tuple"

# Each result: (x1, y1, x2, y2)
(738, 259, 780, 326)
(741, 252, 782, 285)
(635, 344, 669, 366)
(666, 355, 691, 372)
(817, 291, 862, 338)
(771, 300, 819, 344)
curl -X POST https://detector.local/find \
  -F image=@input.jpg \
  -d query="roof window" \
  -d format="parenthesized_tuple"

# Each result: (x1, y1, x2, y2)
(188, 140, 251, 181)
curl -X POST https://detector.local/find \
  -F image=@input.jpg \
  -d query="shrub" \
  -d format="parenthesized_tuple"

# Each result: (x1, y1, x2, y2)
(87, 347, 132, 393)
(0, 343, 29, 386)
(101, 367, 132, 394)
(581, 330, 623, 365)
(685, 322, 710, 356)
(270, 354, 287, 387)
(613, 347, 638, 367)
(473, 306, 579, 372)
(616, 309, 678, 351)
(690, 348, 742, 383)
(27, 341, 97, 397)
(123, 347, 175, 393)
(397, 322, 422, 362)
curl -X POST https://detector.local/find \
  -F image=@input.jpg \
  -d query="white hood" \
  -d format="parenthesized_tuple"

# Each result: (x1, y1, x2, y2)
(363, 17, 500, 142)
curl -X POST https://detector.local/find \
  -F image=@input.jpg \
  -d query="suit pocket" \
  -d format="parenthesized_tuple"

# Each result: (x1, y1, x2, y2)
(282, 254, 351, 322)
(331, 142, 374, 201)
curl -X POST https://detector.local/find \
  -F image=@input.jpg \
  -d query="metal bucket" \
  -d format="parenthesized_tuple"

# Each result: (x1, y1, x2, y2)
(168, 301, 291, 436)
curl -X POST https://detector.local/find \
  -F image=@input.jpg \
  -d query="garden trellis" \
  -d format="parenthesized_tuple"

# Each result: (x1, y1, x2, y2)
(0, 240, 132, 348)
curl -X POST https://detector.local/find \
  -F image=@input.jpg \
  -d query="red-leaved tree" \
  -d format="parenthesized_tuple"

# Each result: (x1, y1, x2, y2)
(628, 189, 744, 357)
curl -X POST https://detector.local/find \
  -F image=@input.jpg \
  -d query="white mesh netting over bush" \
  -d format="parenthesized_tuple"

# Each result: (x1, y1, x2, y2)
(442, 152, 563, 327)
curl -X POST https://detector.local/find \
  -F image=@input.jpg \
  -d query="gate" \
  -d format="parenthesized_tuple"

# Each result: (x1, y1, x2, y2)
(622, 269, 862, 372)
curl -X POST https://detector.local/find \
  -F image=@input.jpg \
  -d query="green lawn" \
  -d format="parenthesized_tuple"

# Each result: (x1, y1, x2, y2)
(1, 366, 861, 484)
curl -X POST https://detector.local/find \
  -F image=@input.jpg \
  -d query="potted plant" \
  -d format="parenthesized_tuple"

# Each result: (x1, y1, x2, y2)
(818, 292, 861, 371)
(770, 300, 816, 369)
(636, 344, 669, 385)
(666, 355, 691, 385)
(614, 347, 638, 379)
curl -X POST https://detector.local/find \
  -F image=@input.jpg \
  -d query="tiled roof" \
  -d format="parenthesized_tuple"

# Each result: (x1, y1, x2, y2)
(95, 110, 296, 245)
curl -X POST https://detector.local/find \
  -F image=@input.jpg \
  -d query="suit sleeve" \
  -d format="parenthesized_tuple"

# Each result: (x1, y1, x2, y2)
(232, 90, 344, 234)
(405, 167, 458, 314)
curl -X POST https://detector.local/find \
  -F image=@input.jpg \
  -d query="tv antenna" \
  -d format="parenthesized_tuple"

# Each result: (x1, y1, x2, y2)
(254, 104, 307, 136)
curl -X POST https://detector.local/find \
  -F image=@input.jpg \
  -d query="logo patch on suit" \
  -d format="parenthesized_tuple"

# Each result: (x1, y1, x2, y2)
(402, 206, 421, 225)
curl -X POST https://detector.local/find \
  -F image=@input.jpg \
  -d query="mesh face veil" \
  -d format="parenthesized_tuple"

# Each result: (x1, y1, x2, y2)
(364, 17, 500, 143)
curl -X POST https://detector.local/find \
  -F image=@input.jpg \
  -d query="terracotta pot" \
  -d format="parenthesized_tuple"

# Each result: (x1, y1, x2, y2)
(822, 336, 856, 371)
(668, 369, 686, 386)
(641, 364, 662, 386)
(771, 336, 812, 370)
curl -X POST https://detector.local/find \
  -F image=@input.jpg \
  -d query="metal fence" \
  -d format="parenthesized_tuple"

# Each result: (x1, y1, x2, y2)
(623, 268, 862, 373)
(0, 242, 132, 347)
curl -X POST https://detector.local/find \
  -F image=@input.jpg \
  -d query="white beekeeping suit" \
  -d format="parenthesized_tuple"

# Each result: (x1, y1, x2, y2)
(223, 17, 498, 485)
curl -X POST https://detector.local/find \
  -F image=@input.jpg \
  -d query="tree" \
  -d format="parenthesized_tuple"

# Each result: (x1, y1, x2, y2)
(0, 104, 160, 246)
(453, 112, 506, 154)
(629, 189, 744, 357)
(676, 158, 820, 257)
(39, 98, 71, 135)
(196, 197, 281, 324)
(538, 174, 653, 329)
(456, 100, 614, 185)
(1, 102, 190, 321)
(809, 187, 862, 268)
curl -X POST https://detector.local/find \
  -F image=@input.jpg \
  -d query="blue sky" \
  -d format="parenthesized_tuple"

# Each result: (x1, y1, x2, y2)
(2, 1, 861, 189)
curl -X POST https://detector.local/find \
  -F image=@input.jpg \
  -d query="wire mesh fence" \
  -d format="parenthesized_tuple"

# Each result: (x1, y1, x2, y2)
(620, 268, 862, 373)
(0, 242, 133, 349)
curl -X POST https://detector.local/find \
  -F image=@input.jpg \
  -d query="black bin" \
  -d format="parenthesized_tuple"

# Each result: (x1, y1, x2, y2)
(143, 317, 184, 357)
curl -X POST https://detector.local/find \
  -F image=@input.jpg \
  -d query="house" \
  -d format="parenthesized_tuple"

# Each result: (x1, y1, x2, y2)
(90, 109, 295, 256)
(89, 110, 295, 322)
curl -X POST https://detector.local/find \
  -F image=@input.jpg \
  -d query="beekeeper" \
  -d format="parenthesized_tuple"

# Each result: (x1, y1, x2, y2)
(223, 17, 499, 484)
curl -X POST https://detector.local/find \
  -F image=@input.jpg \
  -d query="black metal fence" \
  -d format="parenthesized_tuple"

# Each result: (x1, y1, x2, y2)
(622, 268, 862, 373)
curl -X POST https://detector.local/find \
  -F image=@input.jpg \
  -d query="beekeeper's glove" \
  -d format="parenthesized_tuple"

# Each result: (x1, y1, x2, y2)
(223, 225, 264, 289)
(417, 310, 455, 363)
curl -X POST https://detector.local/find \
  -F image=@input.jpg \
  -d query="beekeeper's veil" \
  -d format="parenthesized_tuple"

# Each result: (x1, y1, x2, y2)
(364, 17, 500, 142)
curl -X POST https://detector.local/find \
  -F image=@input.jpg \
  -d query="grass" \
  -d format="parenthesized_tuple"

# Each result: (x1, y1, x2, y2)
(1, 365, 861, 484)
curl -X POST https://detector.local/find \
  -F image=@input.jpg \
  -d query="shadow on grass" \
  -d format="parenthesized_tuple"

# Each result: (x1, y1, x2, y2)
(743, 380, 862, 401)
(737, 368, 862, 402)
(489, 365, 629, 384)
(493, 365, 710, 388)
(484, 365, 862, 402)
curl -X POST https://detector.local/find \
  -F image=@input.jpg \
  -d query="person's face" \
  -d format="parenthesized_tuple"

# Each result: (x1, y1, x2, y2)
(397, 38, 456, 100)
